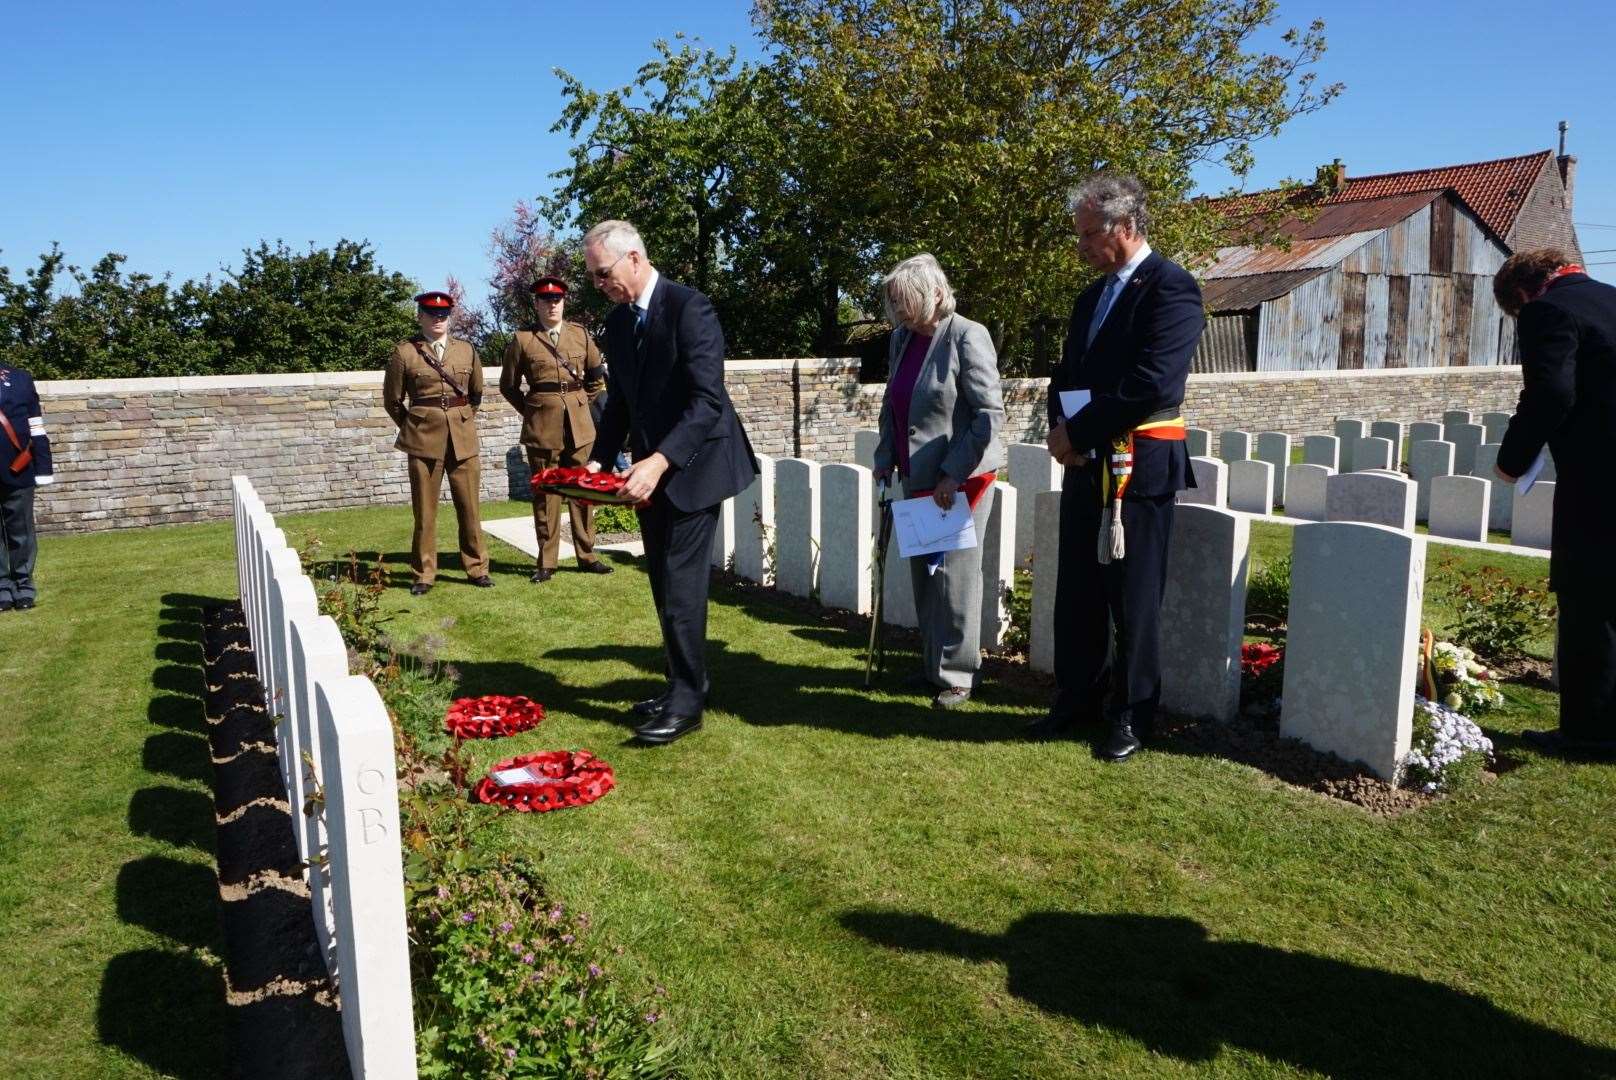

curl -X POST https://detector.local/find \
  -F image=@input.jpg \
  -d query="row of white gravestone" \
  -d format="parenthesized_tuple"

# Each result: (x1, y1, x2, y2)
(232, 476, 418, 1080)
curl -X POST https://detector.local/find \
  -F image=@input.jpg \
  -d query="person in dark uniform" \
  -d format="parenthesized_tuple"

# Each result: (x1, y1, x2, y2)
(499, 276, 612, 583)
(0, 363, 54, 611)
(582, 219, 760, 745)
(1033, 171, 1204, 761)
(1493, 249, 1616, 759)
(382, 291, 493, 596)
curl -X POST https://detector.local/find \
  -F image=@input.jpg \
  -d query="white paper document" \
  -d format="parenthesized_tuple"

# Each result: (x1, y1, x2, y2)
(892, 493, 978, 558)
(491, 766, 565, 788)
(1059, 389, 1092, 419)
(1516, 448, 1548, 496)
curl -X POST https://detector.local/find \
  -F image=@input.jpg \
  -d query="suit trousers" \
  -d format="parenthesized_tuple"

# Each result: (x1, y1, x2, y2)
(1555, 588, 1616, 742)
(636, 496, 720, 715)
(905, 483, 996, 689)
(406, 452, 489, 583)
(1052, 472, 1176, 734)
(526, 443, 597, 569)
(0, 484, 37, 603)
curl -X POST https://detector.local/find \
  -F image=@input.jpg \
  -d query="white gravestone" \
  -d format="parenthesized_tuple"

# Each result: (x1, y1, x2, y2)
(979, 482, 1015, 650)
(774, 458, 822, 599)
(853, 429, 880, 470)
(710, 498, 735, 570)
(733, 453, 776, 585)
(1353, 436, 1394, 473)
(1029, 490, 1062, 673)
(818, 463, 873, 614)
(1442, 409, 1473, 429)
(315, 675, 419, 1080)
(1334, 419, 1367, 472)
(1472, 443, 1512, 532)
(1254, 432, 1291, 506)
(1008, 442, 1062, 570)
(1285, 464, 1334, 522)
(1408, 439, 1454, 524)
(1369, 420, 1404, 465)
(1185, 427, 1211, 458)
(1160, 505, 1250, 722)
(1302, 435, 1339, 471)
(260, 543, 298, 719)
(1325, 471, 1415, 532)
(1428, 474, 1491, 542)
(1228, 459, 1274, 515)
(1445, 422, 1485, 475)
(1480, 411, 1511, 444)
(289, 614, 348, 958)
(1407, 421, 1443, 445)
(1178, 456, 1227, 508)
(266, 557, 317, 791)
(1218, 430, 1252, 463)
(881, 529, 919, 629)
(1512, 481, 1555, 549)
(1281, 522, 1425, 780)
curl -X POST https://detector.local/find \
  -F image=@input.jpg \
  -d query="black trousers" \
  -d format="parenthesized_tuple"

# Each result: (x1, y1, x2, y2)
(636, 496, 720, 715)
(1051, 473, 1176, 734)
(0, 484, 37, 603)
(1556, 589, 1616, 743)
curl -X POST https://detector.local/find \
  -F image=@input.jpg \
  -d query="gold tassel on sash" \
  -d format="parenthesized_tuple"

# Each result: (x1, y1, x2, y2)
(1096, 416, 1187, 565)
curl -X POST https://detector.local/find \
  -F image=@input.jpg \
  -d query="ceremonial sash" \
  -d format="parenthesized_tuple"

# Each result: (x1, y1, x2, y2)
(1098, 414, 1186, 563)
(0, 410, 32, 475)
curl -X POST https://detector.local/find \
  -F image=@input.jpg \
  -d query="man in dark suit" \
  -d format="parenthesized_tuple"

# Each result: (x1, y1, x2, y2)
(583, 220, 760, 745)
(1493, 249, 1616, 759)
(1031, 172, 1205, 761)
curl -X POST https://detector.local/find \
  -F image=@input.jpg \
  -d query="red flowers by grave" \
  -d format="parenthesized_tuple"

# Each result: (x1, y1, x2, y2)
(444, 695, 546, 739)
(532, 466, 646, 506)
(473, 750, 616, 813)
(1241, 642, 1284, 679)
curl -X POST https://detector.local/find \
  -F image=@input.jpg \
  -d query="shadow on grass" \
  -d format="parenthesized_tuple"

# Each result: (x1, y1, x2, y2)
(116, 856, 222, 951)
(98, 950, 229, 1080)
(842, 908, 1616, 1079)
(142, 731, 214, 784)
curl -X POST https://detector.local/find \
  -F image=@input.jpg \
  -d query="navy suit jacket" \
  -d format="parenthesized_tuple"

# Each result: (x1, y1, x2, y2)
(1498, 273, 1616, 594)
(590, 276, 759, 513)
(0, 365, 54, 490)
(1045, 251, 1204, 498)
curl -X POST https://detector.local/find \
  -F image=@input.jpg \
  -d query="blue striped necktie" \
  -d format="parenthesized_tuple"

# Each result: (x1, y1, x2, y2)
(1087, 274, 1120, 347)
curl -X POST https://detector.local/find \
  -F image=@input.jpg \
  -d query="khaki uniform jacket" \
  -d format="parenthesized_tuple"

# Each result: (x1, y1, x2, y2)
(383, 336, 483, 461)
(499, 322, 605, 450)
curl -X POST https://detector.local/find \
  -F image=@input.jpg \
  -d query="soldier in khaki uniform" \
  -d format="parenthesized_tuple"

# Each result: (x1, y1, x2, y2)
(383, 291, 494, 595)
(500, 276, 613, 583)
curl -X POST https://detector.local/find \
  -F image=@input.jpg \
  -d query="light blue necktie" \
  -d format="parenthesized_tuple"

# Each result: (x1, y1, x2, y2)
(1086, 274, 1120, 347)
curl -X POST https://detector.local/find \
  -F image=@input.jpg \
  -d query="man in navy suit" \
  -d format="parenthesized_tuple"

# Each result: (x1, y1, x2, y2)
(1032, 173, 1205, 761)
(583, 220, 760, 745)
(1493, 249, 1616, 759)
(0, 363, 55, 612)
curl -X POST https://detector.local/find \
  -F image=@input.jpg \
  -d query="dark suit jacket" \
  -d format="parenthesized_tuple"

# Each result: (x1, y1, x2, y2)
(1045, 251, 1205, 498)
(590, 276, 759, 512)
(1498, 273, 1616, 594)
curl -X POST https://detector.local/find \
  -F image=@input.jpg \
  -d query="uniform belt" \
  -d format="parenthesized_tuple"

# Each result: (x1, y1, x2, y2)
(414, 395, 469, 409)
(531, 382, 583, 393)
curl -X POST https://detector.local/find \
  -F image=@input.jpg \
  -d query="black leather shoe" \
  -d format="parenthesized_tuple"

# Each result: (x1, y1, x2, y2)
(530, 568, 555, 583)
(14, 597, 33, 610)
(633, 711, 702, 745)
(578, 560, 614, 575)
(1098, 721, 1142, 762)
(410, 583, 432, 596)
(1024, 711, 1075, 741)
(0, 599, 13, 612)
(470, 575, 495, 588)
(632, 693, 671, 718)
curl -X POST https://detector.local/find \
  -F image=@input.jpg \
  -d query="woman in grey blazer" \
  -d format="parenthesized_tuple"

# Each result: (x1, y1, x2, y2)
(872, 254, 1006, 708)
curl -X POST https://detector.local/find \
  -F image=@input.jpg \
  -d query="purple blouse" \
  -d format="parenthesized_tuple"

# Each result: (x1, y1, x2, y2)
(890, 332, 932, 475)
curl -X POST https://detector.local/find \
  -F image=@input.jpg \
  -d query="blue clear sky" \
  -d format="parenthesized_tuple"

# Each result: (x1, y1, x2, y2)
(4, 0, 1612, 299)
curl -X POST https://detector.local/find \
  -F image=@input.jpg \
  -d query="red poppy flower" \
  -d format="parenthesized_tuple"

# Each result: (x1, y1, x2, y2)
(444, 694, 545, 739)
(532, 466, 648, 507)
(473, 750, 616, 812)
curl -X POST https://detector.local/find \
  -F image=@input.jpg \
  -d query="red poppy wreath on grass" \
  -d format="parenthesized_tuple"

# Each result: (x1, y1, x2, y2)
(474, 750, 616, 812)
(532, 466, 648, 507)
(444, 695, 546, 739)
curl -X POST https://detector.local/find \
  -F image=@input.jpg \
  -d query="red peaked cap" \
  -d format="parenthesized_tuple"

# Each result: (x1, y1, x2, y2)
(532, 276, 568, 298)
(415, 291, 454, 311)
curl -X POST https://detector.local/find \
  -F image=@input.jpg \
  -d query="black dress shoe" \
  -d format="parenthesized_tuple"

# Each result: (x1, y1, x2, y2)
(578, 560, 614, 575)
(1024, 711, 1075, 741)
(633, 711, 702, 745)
(410, 583, 433, 596)
(14, 597, 34, 610)
(470, 575, 495, 588)
(0, 599, 12, 612)
(632, 693, 671, 718)
(1098, 721, 1142, 762)
(530, 568, 555, 583)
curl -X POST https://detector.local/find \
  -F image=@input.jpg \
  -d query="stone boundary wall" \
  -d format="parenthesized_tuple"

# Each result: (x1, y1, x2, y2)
(34, 361, 1520, 535)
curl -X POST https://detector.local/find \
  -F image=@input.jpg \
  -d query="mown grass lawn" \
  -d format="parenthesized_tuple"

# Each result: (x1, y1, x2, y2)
(2, 502, 1612, 1079)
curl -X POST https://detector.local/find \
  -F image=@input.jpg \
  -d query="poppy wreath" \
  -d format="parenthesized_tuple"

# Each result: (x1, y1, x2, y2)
(474, 750, 616, 812)
(1240, 642, 1284, 679)
(444, 694, 546, 739)
(531, 465, 647, 507)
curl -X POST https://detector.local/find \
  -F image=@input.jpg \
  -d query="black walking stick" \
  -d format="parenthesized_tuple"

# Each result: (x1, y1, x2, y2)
(864, 481, 895, 687)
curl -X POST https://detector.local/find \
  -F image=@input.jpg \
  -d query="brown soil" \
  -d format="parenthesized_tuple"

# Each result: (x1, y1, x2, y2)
(202, 603, 351, 1080)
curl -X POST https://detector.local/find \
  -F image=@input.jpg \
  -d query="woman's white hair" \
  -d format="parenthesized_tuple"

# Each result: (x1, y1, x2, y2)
(882, 253, 957, 329)
(583, 219, 648, 259)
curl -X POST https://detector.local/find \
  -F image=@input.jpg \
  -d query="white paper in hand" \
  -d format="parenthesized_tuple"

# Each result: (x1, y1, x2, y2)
(1059, 389, 1092, 419)
(892, 493, 977, 557)
(1515, 448, 1548, 496)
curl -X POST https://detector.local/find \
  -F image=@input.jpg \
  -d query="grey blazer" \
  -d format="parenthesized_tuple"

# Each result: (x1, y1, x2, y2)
(873, 313, 1006, 489)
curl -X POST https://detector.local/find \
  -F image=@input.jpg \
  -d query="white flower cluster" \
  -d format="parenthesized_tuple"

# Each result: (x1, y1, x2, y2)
(1431, 641, 1505, 714)
(1404, 696, 1495, 794)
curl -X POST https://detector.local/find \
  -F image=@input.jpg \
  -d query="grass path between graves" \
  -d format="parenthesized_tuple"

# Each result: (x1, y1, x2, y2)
(2, 506, 1612, 1078)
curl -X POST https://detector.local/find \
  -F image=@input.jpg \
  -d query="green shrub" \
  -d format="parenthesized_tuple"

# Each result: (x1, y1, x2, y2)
(1435, 560, 1556, 660)
(592, 504, 640, 534)
(1001, 569, 1032, 654)
(411, 857, 676, 1080)
(1245, 553, 1292, 622)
